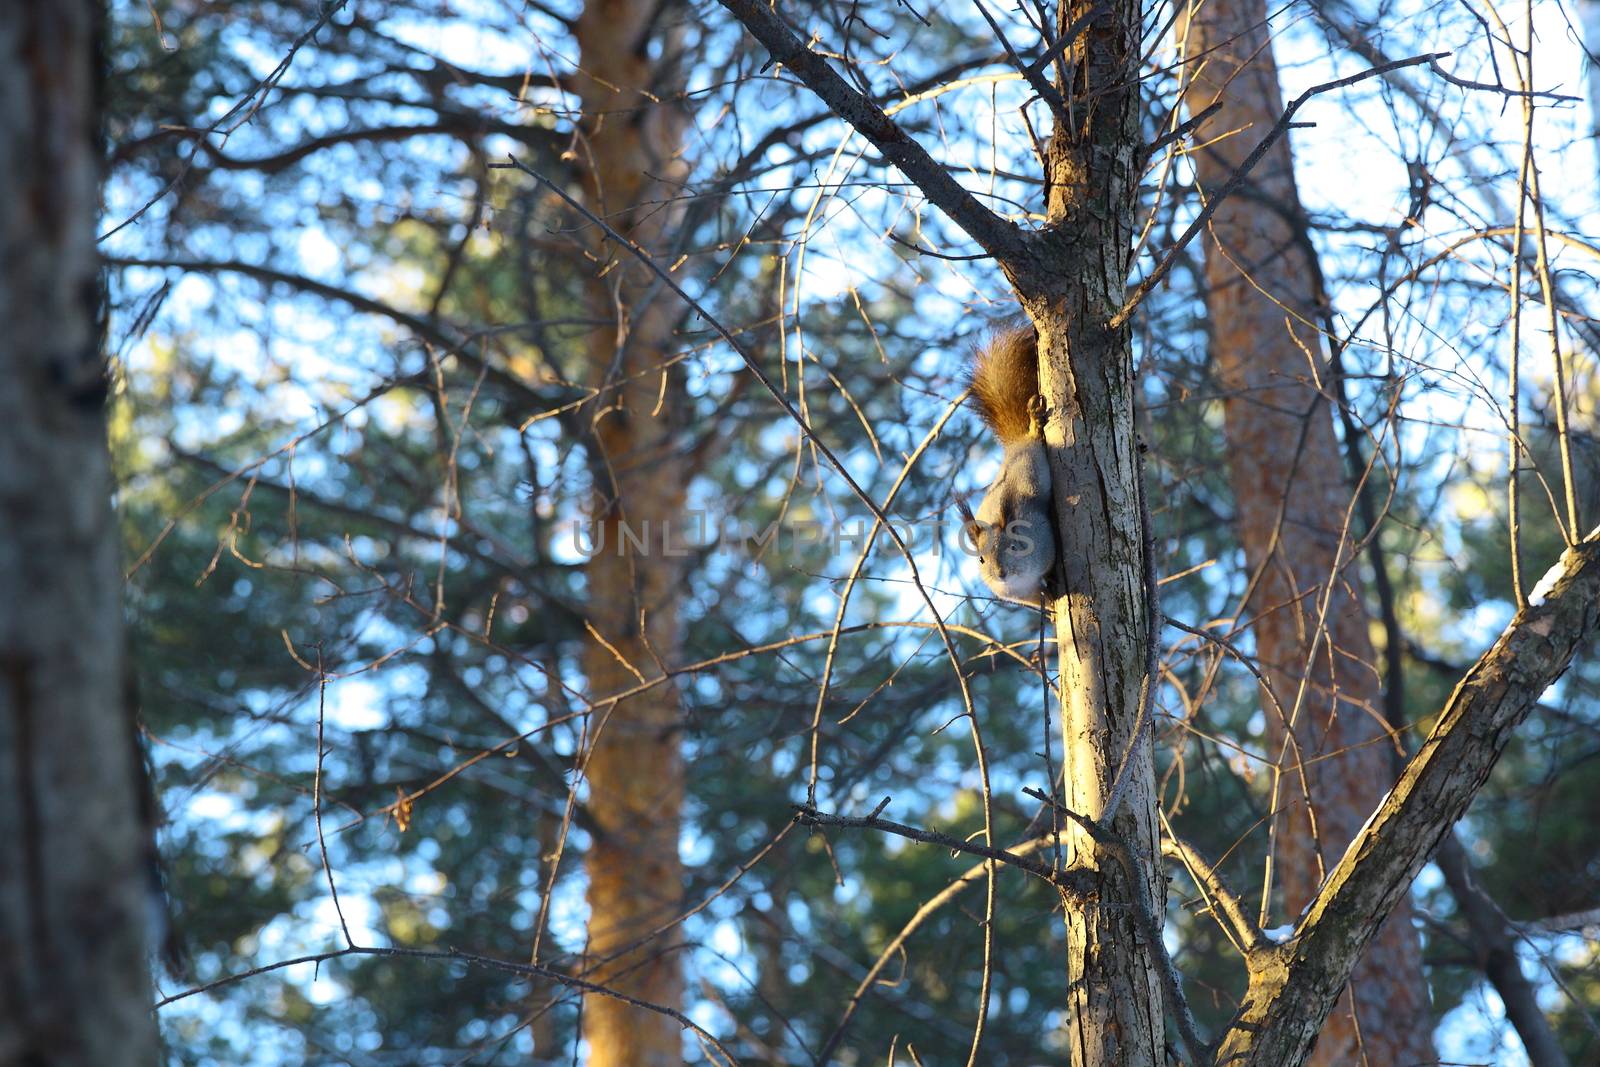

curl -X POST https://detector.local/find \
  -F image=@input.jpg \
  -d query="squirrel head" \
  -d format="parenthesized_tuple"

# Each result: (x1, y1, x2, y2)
(961, 437, 1055, 604)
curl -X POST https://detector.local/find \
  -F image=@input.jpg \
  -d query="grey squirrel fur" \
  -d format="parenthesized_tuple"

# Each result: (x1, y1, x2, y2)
(959, 324, 1056, 604)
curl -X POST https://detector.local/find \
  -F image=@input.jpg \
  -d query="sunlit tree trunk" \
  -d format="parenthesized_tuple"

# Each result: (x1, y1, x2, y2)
(1178, 3, 1433, 1062)
(0, 3, 160, 1065)
(569, 1, 691, 1063)
(1031, 0, 1164, 1062)
(712, 0, 1165, 1059)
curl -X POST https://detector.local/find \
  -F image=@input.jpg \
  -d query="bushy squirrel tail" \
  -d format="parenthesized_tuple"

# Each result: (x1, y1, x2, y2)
(968, 324, 1039, 446)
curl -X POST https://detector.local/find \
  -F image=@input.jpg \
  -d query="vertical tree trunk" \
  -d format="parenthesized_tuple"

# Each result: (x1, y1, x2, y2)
(709, 0, 1167, 1058)
(570, 2, 691, 1063)
(1178, 5, 1433, 1063)
(1026, 1, 1164, 1062)
(0, 3, 160, 1065)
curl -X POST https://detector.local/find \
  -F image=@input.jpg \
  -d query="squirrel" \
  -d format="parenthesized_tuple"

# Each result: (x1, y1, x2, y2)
(957, 324, 1056, 605)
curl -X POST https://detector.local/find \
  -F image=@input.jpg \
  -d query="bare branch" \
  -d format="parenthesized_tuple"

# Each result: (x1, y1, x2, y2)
(1221, 531, 1600, 1065)
(1160, 816, 1269, 960)
(1436, 835, 1571, 1067)
(107, 256, 555, 416)
(794, 802, 1092, 895)
(155, 944, 738, 1065)
(970, 0, 1066, 116)
(1527, 907, 1600, 934)
(714, 0, 1027, 265)
(1111, 51, 1447, 329)
(1427, 60, 1579, 101)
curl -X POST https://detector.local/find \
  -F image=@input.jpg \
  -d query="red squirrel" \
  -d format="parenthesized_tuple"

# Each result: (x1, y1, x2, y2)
(957, 325, 1056, 604)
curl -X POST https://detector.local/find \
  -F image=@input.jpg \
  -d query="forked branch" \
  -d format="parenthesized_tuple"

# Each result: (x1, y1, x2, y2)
(715, 0, 1028, 266)
(1223, 531, 1600, 1065)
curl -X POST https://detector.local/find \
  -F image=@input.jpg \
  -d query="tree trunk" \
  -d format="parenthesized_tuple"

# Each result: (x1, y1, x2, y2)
(1178, 4, 1433, 1063)
(0, 3, 160, 1065)
(1026, 0, 1164, 1062)
(710, 0, 1165, 1058)
(569, 1, 691, 1063)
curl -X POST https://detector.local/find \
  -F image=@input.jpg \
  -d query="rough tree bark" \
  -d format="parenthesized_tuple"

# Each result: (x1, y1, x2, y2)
(0, 3, 161, 1065)
(568, 0, 692, 1063)
(1178, 3, 1433, 1062)
(715, 0, 1162, 1061)
(1030, 3, 1165, 1064)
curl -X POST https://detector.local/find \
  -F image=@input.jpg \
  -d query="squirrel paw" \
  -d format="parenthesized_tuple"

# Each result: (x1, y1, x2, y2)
(1027, 393, 1048, 435)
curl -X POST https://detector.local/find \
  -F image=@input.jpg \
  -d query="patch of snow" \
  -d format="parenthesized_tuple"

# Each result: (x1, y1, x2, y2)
(1527, 556, 1567, 606)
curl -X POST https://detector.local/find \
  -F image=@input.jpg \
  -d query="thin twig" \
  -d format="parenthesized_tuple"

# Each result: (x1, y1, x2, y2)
(970, 0, 1067, 115)
(794, 803, 1091, 895)
(101, 1, 352, 242)
(154, 944, 739, 1065)
(312, 651, 353, 948)
(816, 836, 1055, 1063)
(1427, 60, 1578, 100)
(1140, 99, 1222, 163)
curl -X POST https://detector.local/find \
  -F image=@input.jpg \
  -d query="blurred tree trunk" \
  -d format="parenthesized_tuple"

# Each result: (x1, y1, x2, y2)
(1178, 4, 1433, 1063)
(0, 3, 160, 1066)
(569, 1, 692, 1063)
